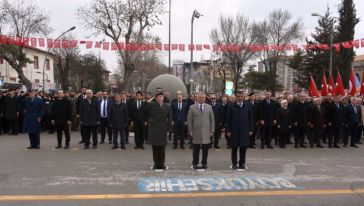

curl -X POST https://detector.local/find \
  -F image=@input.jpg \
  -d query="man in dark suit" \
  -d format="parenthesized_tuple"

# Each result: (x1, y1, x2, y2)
(129, 91, 148, 149)
(344, 97, 360, 148)
(292, 92, 310, 148)
(3, 89, 20, 135)
(99, 91, 113, 144)
(226, 91, 252, 170)
(51, 90, 72, 149)
(120, 92, 131, 144)
(209, 93, 223, 149)
(327, 95, 345, 148)
(248, 93, 258, 149)
(308, 98, 326, 148)
(108, 93, 129, 150)
(76, 88, 87, 144)
(258, 91, 277, 149)
(80, 90, 100, 149)
(171, 94, 188, 149)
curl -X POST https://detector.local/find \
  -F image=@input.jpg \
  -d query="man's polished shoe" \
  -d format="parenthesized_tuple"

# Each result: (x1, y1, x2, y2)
(173, 145, 178, 150)
(112, 146, 118, 149)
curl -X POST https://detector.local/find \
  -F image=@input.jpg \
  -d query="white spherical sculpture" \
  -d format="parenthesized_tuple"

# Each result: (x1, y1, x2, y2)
(147, 74, 188, 99)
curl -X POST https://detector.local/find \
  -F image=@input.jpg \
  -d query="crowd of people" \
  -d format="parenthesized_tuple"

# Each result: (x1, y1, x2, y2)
(0, 87, 362, 170)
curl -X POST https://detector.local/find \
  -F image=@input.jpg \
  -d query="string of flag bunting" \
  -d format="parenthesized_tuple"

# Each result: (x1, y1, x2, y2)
(309, 68, 364, 97)
(0, 35, 364, 53)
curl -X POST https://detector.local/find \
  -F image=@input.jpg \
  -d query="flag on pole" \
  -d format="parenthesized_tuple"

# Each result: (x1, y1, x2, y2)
(348, 68, 356, 96)
(335, 70, 345, 96)
(321, 72, 328, 96)
(309, 75, 320, 97)
(328, 74, 335, 95)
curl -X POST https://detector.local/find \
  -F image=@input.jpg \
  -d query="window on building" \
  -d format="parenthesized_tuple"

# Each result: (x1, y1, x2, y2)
(34, 56, 39, 69)
(45, 58, 50, 70)
(47, 80, 50, 83)
(0, 58, 3, 64)
(35, 79, 40, 83)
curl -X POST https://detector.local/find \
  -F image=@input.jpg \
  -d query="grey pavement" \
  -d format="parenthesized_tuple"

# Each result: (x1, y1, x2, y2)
(0, 132, 364, 205)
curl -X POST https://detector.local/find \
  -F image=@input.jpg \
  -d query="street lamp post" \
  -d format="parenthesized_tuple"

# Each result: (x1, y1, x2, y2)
(41, 26, 76, 92)
(168, 0, 172, 74)
(190, 10, 202, 95)
(312, 13, 335, 75)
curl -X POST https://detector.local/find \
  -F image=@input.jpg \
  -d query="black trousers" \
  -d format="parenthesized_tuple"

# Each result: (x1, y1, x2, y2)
(328, 126, 341, 146)
(152, 145, 165, 169)
(7, 119, 17, 134)
(55, 123, 70, 145)
(80, 125, 86, 142)
(134, 123, 145, 147)
(112, 128, 125, 146)
(279, 132, 290, 148)
(294, 127, 307, 146)
(192, 144, 209, 166)
(345, 125, 358, 146)
(213, 125, 221, 147)
(309, 126, 322, 146)
(125, 123, 130, 143)
(173, 121, 185, 146)
(357, 126, 363, 143)
(28, 133, 40, 148)
(100, 118, 112, 142)
(231, 146, 247, 166)
(261, 125, 273, 147)
(84, 126, 98, 147)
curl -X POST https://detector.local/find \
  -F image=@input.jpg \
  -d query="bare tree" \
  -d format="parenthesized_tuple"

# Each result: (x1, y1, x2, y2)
(255, 9, 304, 94)
(52, 35, 80, 91)
(0, 0, 51, 89)
(210, 14, 259, 91)
(77, 0, 166, 92)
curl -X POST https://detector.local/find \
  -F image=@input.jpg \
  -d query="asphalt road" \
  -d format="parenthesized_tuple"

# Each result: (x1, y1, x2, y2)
(0, 132, 364, 206)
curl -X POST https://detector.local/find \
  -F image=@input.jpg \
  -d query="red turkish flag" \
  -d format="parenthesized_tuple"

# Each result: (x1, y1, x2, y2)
(360, 70, 364, 96)
(86, 41, 93, 49)
(61, 40, 68, 48)
(117, 43, 125, 50)
(188, 44, 195, 51)
(333, 43, 341, 53)
(341, 41, 353, 49)
(178, 44, 185, 51)
(328, 74, 335, 96)
(321, 72, 328, 96)
(30, 38, 37, 47)
(348, 68, 356, 96)
(95, 41, 101, 48)
(212, 45, 219, 51)
(203, 44, 210, 50)
(22, 37, 29, 46)
(111, 43, 117, 50)
(8, 36, 15, 45)
(353, 40, 360, 48)
(69, 40, 78, 48)
(361, 38, 364, 48)
(147, 44, 154, 50)
(102, 42, 109, 50)
(15, 37, 22, 46)
(53, 39, 60, 48)
(309, 75, 320, 97)
(164, 44, 170, 51)
(38, 38, 45, 47)
(0, 35, 7, 44)
(47, 39, 53, 48)
(335, 70, 345, 96)
(171, 44, 178, 50)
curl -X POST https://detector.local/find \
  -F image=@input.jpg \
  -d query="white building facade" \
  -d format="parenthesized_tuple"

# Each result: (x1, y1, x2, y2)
(0, 46, 55, 91)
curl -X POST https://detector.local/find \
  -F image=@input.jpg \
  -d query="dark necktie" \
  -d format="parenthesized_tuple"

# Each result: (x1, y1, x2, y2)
(200, 104, 203, 112)
(103, 100, 106, 116)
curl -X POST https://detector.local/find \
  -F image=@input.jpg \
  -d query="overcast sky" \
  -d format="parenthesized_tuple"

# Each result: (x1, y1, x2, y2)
(32, 0, 364, 72)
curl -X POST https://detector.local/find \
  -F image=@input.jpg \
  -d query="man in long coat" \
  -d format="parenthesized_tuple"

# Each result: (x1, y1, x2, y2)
(80, 90, 100, 149)
(226, 90, 252, 170)
(187, 93, 215, 170)
(3, 89, 20, 135)
(147, 93, 172, 170)
(23, 90, 46, 149)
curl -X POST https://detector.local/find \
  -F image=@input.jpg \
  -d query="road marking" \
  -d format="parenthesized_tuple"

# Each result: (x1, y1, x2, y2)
(1, 188, 364, 201)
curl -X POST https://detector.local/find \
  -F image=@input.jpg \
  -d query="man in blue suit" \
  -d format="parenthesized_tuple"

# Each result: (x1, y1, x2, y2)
(171, 94, 188, 149)
(23, 90, 46, 149)
(99, 91, 113, 144)
(209, 93, 223, 149)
